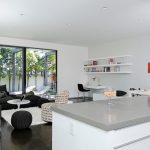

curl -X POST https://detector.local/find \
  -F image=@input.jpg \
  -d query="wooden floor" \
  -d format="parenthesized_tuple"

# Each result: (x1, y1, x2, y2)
(0, 97, 92, 150)
(1, 118, 52, 150)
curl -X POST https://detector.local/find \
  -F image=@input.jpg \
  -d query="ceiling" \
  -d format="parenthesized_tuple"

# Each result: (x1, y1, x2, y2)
(0, 0, 150, 46)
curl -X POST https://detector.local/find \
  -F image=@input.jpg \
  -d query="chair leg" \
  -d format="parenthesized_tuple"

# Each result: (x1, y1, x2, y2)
(83, 92, 85, 101)
(78, 91, 80, 99)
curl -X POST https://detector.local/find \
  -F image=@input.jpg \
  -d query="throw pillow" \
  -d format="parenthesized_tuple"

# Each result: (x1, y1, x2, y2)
(15, 94, 24, 99)
(25, 91, 34, 98)
(0, 91, 7, 98)
(25, 95, 40, 107)
(116, 90, 127, 97)
(0, 85, 9, 95)
(15, 91, 34, 100)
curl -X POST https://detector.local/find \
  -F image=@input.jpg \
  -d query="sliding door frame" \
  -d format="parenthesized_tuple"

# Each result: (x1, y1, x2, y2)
(22, 48, 26, 94)
(0, 45, 58, 94)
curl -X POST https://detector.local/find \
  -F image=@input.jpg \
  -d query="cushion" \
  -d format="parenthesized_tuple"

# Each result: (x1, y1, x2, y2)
(0, 91, 7, 98)
(25, 91, 34, 98)
(0, 96, 13, 104)
(12, 93, 22, 99)
(14, 91, 35, 100)
(0, 85, 9, 95)
(25, 95, 40, 101)
(9, 94, 21, 99)
(21, 95, 40, 108)
(116, 90, 127, 97)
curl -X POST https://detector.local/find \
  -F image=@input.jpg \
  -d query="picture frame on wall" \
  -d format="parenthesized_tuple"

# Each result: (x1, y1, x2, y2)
(148, 62, 150, 73)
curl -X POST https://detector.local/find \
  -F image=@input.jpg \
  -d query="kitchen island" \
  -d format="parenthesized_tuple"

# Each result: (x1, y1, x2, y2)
(52, 96, 150, 150)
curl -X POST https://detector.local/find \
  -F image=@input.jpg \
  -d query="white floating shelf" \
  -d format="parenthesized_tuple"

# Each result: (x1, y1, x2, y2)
(86, 71, 132, 74)
(84, 63, 133, 68)
(84, 55, 133, 75)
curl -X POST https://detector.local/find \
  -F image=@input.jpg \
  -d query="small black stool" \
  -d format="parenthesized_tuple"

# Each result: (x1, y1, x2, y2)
(11, 111, 32, 130)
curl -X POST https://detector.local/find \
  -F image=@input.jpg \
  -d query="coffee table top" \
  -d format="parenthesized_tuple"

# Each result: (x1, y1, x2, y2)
(7, 99, 30, 105)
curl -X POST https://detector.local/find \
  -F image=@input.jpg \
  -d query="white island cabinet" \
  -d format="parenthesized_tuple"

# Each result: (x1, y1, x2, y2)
(52, 97, 150, 150)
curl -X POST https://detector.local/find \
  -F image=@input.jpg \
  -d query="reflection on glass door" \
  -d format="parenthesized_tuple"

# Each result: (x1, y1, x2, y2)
(26, 48, 57, 96)
(0, 46, 23, 93)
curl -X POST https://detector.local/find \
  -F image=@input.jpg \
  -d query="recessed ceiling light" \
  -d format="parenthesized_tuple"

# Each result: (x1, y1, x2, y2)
(20, 13, 24, 16)
(67, 23, 72, 27)
(65, 23, 72, 28)
(102, 6, 108, 9)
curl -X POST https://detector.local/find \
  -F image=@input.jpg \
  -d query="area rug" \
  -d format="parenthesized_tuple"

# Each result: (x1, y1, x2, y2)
(1, 107, 47, 126)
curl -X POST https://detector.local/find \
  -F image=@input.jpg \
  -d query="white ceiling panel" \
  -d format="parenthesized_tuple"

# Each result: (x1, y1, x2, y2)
(0, 0, 150, 46)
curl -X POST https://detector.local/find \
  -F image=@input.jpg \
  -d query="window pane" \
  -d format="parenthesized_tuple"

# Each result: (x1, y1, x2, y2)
(0, 46, 23, 93)
(26, 48, 57, 97)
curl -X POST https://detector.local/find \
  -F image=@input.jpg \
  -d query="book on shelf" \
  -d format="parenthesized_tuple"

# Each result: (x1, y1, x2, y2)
(93, 61, 98, 65)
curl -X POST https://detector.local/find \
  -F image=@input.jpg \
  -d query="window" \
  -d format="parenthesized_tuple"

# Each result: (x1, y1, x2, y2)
(0, 46, 23, 92)
(0, 45, 57, 95)
(26, 48, 57, 95)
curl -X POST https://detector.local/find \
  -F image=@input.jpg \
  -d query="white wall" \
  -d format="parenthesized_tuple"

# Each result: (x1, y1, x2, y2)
(88, 35, 150, 91)
(0, 37, 88, 97)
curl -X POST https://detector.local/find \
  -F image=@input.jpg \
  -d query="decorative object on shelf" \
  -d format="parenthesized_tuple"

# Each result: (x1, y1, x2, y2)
(93, 61, 98, 65)
(92, 67, 96, 72)
(108, 58, 114, 64)
(104, 67, 110, 72)
(114, 66, 120, 72)
(107, 67, 110, 72)
(104, 67, 107, 72)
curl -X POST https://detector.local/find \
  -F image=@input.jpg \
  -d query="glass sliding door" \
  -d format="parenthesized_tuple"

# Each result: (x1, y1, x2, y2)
(0, 46, 23, 93)
(26, 48, 57, 96)
(0, 45, 57, 95)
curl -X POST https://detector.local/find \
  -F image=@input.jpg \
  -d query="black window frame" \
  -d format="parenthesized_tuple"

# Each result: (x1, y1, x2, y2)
(0, 45, 58, 94)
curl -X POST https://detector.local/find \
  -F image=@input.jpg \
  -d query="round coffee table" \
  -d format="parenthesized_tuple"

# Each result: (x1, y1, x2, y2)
(7, 99, 30, 109)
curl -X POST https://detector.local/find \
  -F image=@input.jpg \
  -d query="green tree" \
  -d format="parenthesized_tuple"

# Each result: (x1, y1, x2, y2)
(48, 54, 56, 73)
(16, 51, 22, 91)
(48, 53, 56, 91)
(26, 50, 38, 87)
(0, 50, 4, 82)
(32, 53, 43, 90)
(0, 48, 13, 91)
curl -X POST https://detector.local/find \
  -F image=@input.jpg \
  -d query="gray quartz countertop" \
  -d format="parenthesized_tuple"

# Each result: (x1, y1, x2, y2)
(52, 96, 150, 131)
